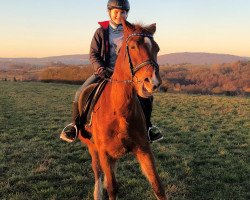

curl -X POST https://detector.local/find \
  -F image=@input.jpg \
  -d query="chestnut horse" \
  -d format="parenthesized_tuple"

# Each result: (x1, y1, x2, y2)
(78, 18, 167, 200)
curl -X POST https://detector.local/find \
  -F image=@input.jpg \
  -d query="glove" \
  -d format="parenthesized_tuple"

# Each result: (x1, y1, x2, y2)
(95, 67, 106, 78)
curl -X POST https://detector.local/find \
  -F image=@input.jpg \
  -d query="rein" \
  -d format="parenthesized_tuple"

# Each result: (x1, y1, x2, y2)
(107, 33, 159, 84)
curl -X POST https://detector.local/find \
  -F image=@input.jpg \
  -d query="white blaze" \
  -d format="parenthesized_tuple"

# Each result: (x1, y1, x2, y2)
(144, 37, 152, 51)
(152, 69, 160, 87)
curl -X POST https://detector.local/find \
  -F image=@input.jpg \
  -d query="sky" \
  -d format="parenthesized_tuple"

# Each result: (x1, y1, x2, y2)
(0, 0, 250, 58)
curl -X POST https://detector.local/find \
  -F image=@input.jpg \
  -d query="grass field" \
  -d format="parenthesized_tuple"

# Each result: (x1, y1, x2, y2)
(0, 81, 249, 200)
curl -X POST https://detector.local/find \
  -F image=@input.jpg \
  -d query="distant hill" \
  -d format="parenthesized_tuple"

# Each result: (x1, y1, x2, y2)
(158, 52, 249, 65)
(0, 52, 249, 68)
(0, 54, 89, 68)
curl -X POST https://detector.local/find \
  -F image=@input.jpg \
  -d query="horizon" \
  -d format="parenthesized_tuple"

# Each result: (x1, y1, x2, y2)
(1, 0, 250, 57)
(0, 51, 249, 59)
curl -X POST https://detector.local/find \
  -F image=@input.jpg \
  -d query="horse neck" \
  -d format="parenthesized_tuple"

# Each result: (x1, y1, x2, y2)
(111, 41, 132, 82)
(110, 42, 136, 109)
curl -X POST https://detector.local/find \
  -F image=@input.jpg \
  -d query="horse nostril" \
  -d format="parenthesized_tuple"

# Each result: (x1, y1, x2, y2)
(145, 78, 150, 83)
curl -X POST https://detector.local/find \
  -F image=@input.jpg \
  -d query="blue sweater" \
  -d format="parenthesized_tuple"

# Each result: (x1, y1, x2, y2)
(108, 23, 124, 70)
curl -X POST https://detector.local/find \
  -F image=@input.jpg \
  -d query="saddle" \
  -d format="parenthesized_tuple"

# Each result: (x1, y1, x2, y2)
(78, 79, 108, 138)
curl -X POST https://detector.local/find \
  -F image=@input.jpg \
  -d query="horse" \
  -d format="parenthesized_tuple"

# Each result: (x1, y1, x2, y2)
(78, 18, 167, 200)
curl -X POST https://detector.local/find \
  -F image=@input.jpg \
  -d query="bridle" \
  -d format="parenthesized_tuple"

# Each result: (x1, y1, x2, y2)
(125, 33, 159, 77)
(107, 33, 159, 83)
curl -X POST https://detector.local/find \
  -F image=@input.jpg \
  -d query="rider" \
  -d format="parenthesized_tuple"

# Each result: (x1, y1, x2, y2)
(60, 0, 163, 143)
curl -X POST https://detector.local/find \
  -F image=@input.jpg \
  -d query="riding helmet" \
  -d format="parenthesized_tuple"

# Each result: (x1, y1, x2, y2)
(107, 0, 130, 11)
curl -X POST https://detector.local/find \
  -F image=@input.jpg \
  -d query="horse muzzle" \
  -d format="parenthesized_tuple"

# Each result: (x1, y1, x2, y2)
(139, 73, 161, 98)
(151, 70, 162, 90)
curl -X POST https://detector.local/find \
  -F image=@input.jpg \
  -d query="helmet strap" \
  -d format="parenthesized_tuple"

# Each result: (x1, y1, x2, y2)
(110, 19, 120, 27)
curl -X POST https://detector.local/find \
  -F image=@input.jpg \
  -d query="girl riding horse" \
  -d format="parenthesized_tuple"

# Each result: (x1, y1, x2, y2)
(78, 17, 167, 200)
(60, 0, 163, 143)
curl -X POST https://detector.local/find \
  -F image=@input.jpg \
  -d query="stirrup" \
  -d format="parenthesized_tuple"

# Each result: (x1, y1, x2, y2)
(148, 125, 163, 143)
(60, 123, 78, 143)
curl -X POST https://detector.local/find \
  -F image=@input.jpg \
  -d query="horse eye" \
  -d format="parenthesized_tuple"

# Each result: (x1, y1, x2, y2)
(130, 46, 136, 50)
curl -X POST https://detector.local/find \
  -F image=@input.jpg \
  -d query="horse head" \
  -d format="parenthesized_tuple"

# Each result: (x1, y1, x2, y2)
(121, 18, 162, 98)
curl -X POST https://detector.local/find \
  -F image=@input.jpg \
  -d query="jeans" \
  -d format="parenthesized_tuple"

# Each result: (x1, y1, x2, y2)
(74, 74, 101, 102)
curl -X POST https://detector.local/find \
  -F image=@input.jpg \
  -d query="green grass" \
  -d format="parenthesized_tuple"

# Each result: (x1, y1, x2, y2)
(0, 81, 249, 200)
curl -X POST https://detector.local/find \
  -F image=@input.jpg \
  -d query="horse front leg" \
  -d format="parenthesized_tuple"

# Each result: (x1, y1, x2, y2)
(99, 151, 118, 200)
(79, 135, 103, 200)
(90, 147, 103, 200)
(134, 148, 168, 200)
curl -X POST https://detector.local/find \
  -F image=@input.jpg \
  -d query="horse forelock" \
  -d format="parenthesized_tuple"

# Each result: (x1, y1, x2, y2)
(133, 23, 155, 36)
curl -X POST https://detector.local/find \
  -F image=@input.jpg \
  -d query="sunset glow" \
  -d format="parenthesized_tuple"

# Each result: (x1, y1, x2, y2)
(1, 0, 250, 58)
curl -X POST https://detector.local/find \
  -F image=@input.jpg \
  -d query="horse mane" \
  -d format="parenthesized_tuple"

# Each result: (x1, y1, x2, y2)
(134, 22, 145, 29)
(133, 23, 156, 35)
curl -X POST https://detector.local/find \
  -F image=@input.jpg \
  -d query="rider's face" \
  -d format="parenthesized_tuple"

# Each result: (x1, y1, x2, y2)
(109, 8, 128, 25)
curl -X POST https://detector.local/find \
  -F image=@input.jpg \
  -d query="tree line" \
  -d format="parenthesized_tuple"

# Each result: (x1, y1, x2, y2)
(38, 64, 94, 84)
(160, 61, 250, 95)
(1, 61, 249, 96)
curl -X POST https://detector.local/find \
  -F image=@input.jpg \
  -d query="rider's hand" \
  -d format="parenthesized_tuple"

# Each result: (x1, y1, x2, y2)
(95, 67, 106, 78)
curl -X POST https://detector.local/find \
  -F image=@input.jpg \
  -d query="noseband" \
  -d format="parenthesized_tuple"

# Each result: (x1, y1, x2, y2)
(125, 33, 159, 77)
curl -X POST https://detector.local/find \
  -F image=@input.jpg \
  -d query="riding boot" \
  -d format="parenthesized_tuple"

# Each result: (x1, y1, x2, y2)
(137, 96, 163, 142)
(60, 101, 80, 142)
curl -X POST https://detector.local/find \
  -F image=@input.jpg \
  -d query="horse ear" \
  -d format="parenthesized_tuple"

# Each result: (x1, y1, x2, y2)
(121, 17, 134, 33)
(145, 23, 156, 35)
